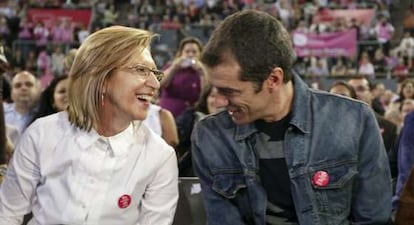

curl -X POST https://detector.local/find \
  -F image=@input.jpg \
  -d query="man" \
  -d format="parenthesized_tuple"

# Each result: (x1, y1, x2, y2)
(191, 10, 392, 225)
(4, 70, 40, 134)
(348, 77, 398, 180)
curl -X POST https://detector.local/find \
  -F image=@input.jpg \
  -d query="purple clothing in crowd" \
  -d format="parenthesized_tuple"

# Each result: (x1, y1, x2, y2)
(159, 67, 202, 118)
(393, 111, 414, 210)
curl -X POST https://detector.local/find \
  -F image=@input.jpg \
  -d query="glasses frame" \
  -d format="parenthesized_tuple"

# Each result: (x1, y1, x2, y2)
(125, 64, 164, 82)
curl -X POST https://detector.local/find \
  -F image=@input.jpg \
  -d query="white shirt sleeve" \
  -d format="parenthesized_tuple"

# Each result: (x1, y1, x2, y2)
(0, 126, 40, 224)
(137, 146, 178, 225)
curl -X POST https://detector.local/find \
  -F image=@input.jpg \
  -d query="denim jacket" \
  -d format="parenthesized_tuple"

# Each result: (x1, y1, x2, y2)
(191, 74, 392, 225)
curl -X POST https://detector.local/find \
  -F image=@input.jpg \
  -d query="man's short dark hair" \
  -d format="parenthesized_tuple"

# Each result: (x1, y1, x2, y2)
(201, 10, 294, 92)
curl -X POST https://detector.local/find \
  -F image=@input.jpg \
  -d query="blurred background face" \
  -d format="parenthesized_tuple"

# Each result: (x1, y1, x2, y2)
(329, 85, 352, 98)
(11, 72, 39, 106)
(348, 79, 371, 104)
(181, 42, 201, 59)
(207, 87, 227, 114)
(402, 82, 414, 99)
(53, 78, 69, 111)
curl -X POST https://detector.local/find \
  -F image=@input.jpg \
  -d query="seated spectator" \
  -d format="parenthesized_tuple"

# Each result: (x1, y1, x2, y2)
(372, 48, 388, 75)
(391, 79, 414, 111)
(4, 71, 41, 134)
(392, 57, 409, 79)
(328, 81, 357, 99)
(18, 17, 33, 40)
(395, 31, 414, 59)
(176, 82, 226, 177)
(27, 75, 68, 126)
(306, 57, 329, 76)
(51, 45, 65, 77)
(330, 58, 347, 76)
(357, 51, 375, 77)
(143, 104, 179, 147)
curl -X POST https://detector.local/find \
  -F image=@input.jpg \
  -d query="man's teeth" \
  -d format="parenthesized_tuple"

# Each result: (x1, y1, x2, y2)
(136, 95, 152, 101)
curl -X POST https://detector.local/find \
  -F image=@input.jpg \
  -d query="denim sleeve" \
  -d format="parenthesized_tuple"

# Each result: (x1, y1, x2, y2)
(191, 123, 245, 225)
(392, 112, 414, 210)
(351, 106, 392, 224)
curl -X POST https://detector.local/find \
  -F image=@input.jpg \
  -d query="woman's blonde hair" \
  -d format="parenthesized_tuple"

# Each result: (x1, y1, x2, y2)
(67, 26, 157, 131)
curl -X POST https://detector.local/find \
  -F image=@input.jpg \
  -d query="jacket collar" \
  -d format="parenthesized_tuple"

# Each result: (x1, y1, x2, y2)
(234, 72, 311, 141)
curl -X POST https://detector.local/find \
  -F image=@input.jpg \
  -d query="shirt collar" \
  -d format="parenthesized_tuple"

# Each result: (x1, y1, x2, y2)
(76, 122, 143, 157)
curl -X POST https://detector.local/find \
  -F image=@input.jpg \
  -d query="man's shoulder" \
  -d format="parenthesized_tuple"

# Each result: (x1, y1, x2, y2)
(309, 89, 366, 110)
(3, 103, 15, 113)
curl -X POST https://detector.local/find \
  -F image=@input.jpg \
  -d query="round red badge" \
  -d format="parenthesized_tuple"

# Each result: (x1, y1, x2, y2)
(118, 194, 132, 209)
(312, 171, 330, 187)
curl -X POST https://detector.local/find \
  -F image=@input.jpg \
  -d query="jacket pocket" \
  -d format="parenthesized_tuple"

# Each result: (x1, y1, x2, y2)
(212, 172, 247, 199)
(309, 162, 357, 215)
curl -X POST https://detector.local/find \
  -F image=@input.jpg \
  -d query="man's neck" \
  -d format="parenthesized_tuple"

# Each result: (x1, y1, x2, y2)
(263, 81, 294, 123)
(14, 103, 32, 115)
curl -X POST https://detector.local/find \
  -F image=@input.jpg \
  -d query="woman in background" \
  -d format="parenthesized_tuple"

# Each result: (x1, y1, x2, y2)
(175, 82, 226, 176)
(143, 103, 179, 147)
(158, 37, 207, 118)
(27, 75, 68, 125)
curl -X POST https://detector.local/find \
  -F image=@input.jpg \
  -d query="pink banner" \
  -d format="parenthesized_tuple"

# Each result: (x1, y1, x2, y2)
(313, 9, 375, 26)
(292, 29, 357, 57)
(27, 8, 92, 28)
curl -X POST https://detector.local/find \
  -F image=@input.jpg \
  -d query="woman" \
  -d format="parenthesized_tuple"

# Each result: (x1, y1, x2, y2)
(28, 75, 69, 126)
(158, 37, 207, 118)
(143, 103, 179, 147)
(175, 82, 226, 176)
(0, 26, 178, 225)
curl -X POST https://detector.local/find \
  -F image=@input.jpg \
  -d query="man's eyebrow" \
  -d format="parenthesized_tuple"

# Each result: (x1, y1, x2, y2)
(216, 87, 241, 94)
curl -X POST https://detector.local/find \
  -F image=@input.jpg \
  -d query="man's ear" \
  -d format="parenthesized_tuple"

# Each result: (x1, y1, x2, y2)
(266, 67, 284, 90)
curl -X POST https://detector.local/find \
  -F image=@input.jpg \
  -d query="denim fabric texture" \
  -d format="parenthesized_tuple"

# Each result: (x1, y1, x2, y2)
(191, 74, 392, 225)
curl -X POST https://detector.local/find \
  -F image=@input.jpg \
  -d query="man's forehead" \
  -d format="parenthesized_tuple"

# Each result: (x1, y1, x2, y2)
(13, 72, 36, 83)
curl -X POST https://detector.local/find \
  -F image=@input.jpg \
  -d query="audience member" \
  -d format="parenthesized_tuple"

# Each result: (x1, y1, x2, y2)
(27, 75, 68, 126)
(328, 80, 357, 98)
(192, 10, 392, 224)
(158, 37, 207, 118)
(143, 103, 179, 147)
(0, 26, 178, 224)
(176, 82, 226, 176)
(348, 76, 399, 182)
(3, 70, 40, 134)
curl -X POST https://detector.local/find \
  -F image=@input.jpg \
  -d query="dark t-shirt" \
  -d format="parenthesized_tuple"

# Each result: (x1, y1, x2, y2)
(254, 114, 298, 225)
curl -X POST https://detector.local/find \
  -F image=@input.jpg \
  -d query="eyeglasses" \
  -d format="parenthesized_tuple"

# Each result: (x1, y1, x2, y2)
(125, 64, 164, 82)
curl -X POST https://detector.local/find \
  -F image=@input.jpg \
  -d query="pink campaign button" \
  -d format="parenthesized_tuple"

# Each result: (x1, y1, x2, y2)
(118, 194, 132, 209)
(312, 171, 330, 187)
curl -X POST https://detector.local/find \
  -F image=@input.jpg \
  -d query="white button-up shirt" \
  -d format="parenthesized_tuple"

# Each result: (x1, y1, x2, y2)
(0, 112, 178, 225)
